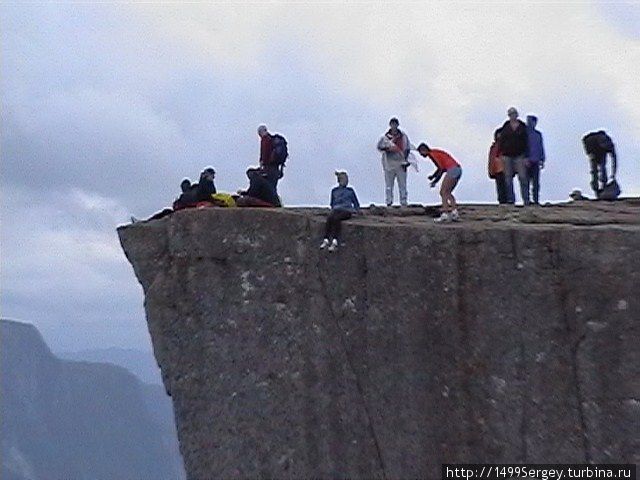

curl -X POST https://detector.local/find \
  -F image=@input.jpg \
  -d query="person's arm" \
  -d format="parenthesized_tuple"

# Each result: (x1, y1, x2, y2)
(351, 189, 361, 212)
(330, 189, 336, 208)
(539, 132, 546, 168)
(377, 136, 388, 152)
(522, 123, 529, 161)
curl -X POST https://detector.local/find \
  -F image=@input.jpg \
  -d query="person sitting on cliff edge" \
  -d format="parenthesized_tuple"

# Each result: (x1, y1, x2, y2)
(320, 170, 361, 252)
(236, 167, 282, 208)
(417, 143, 463, 223)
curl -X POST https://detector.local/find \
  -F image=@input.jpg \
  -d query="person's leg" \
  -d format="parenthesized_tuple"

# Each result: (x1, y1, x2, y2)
(496, 172, 507, 204)
(325, 212, 335, 239)
(333, 210, 352, 242)
(598, 158, 608, 187)
(589, 156, 600, 194)
(515, 156, 530, 205)
(502, 156, 515, 204)
(148, 208, 174, 221)
(529, 163, 540, 204)
(263, 165, 280, 190)
(397, 167, 408, 206)
(384, 169, 396, 206)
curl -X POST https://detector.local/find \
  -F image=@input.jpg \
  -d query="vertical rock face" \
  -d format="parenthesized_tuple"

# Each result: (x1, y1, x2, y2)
(118, 203, 640, 479)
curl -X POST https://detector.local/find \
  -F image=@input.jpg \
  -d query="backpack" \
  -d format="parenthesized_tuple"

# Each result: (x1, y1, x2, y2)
(583, 131, 614, 155)
(271, 134, 289, 166)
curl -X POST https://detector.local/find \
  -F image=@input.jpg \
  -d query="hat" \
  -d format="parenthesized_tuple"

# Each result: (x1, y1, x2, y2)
(257, 124, 268, 134)
(334, 169, 348, 176)
(507, 107, 518, 116)
(203, 166, 215, 174)
(389, 117, 400, 125)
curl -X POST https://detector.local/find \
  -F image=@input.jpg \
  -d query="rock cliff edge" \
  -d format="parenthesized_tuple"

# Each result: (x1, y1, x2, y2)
(118, 201, 640, 479)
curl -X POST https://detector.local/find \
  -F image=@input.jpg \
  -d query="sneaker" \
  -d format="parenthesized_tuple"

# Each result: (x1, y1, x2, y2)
(434, 213, 451, 223)
(328, 239, 339, 252)
(319, 238, 330, 249)
(451, 209, 460, 222)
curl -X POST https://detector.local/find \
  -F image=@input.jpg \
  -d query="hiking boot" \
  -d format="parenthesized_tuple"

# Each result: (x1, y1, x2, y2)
(328, 239, 339, 252)
(451, 209, 460, 222)
(434, 213, 451, 223)
(319, 238, 330, 250)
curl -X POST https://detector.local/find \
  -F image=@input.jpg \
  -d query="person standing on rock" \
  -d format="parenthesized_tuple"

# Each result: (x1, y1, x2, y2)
(488, 128, 508, 204)
(499, 107, 529, 205)
(377, 117, 411, 207)
(526, 115, 546, 205)
(320, 170, 361, 252)
(258, 125, 288, 191)
(417, 143, 462, 223)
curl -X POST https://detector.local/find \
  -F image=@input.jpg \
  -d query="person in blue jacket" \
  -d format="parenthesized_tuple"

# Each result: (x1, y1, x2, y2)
(320, 170, 361, 252)
(526, 115, 546, 204)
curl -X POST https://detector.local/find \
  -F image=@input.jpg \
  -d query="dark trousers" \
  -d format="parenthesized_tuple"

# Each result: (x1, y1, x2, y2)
(324, 209, 352, 241)
(526, 163, 541, 204)
(494, 172, 508, 204)
(590, 154, 607, 194)
(262, 164, 281, 190)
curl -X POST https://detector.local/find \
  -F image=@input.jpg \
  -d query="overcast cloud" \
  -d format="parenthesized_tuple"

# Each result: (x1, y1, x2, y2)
(1, 2, 639, 352)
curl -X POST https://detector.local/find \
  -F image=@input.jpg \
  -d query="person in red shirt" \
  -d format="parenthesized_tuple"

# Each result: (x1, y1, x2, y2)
(257, 124, 280, 189)
(417, 143, 462, 223)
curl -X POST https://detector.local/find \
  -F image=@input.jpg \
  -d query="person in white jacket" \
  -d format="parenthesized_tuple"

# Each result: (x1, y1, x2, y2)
(377, 117, 411, 207)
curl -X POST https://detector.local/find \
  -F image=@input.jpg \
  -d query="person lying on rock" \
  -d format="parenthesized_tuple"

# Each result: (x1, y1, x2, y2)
(320, 170, 361, 252)
(133, 178, 199, 223)
(417, 143, 462, 223)
(236, 167, 282, 207)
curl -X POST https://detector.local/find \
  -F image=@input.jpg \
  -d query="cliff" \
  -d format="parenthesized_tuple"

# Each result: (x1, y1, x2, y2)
(0, 319, 185, 480)
(118, 201, 640, 479)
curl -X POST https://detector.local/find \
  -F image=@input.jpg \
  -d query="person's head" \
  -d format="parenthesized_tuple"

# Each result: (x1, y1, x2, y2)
(494, 128, 502, 141)
(526, 115, 538, 128)
(335, 169, 349, 187)
(202, 167, 215, 181)
(246, 166, 261, 179)
(180, 178, 192, 192)
(507, 107, 518, 120)
(257, 125, 268, 138)
(389, 117, 399, 132)
(417, 142, 431, 158)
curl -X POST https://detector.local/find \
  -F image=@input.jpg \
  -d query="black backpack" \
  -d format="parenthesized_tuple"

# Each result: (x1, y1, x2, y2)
(271, 134, 289, 166)
(583, 131, 614, 155)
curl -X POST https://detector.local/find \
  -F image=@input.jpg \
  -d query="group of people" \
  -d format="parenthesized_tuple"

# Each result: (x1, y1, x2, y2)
(318, 117, 464, 250)
(140, 112, 622, 251)
(488, 108, 546, 206)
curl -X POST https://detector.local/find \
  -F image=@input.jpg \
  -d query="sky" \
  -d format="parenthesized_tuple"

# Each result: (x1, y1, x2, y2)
(1, 1, 639, 352)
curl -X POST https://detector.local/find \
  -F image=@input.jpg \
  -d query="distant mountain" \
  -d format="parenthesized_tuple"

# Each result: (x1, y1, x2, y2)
(0, 319, 185, 480)
(58, 347, 163, 385)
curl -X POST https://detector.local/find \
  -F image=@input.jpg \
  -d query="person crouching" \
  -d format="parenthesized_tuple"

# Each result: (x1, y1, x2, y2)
(320, 170, 361, 252)
(236, 167, 282, 207)
(417, 143, 463, 223)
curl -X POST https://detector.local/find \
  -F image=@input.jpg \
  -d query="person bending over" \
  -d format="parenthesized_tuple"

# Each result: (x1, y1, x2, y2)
(236, 167, 281, 207)
(417, 143, 463, 223)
